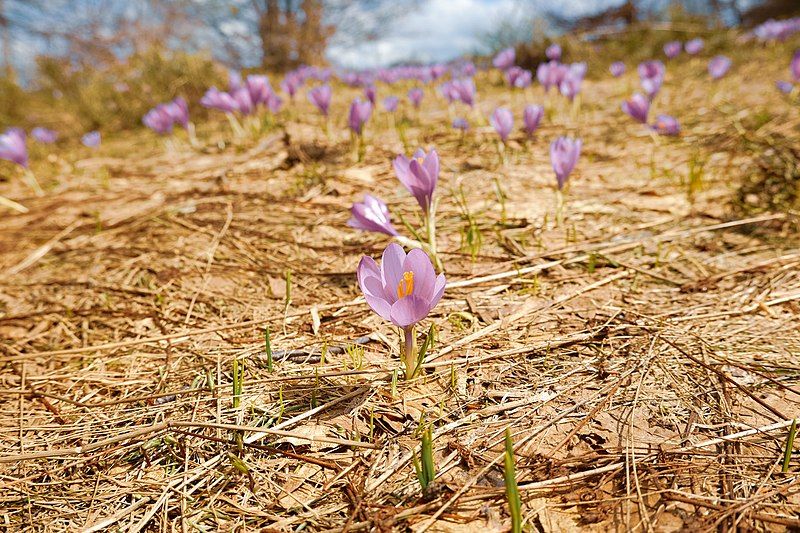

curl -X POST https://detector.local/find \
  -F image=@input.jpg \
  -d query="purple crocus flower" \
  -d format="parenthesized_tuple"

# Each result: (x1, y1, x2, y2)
(546, 43, 562, 61)
(550, 136, 581, 190)
(393, 148, 439, 214)
(0, 128, 28, 167)
(506, 67, 532, 88)
(143, 105, 174, 135)
(246, 75, 273, 107)
(165, 97, 189, 128)
(792, 50, 800, 81)
(685, 38, 704, 55)
(281, 74, 302, 99)
(408, 88, 424, 108)
(663, 41, 682, 59)
(347, 194, 398, 236)
(383, 96, 399, 113)
(537, 61, 568, 92)
(308, 85, 332, 115)
(348, 98, 372, 135)
(228, 71, 243, 92)
(357, 243, 446, 375)
(652, 114, 680, 136)
(82, 131, 101, 148)
(490, 107, 514, 143)
(559, 71, 582, 101)
(452, 117, 469, 131)
(776, 80, 794, 94)
(708, 56, 731, 79)
(638, 60, 665, 99)
(453, 78, 476, 106)
(31, 127, 58, 144)
(522, 105, 543, 137)
(231, 87, 255, 115)
(621, 93, 650, 124)
(610, 61, 626, 77)
(200, 87, 239, 113)
(364, 85, 377, 105)
(493, 47, 515, 70)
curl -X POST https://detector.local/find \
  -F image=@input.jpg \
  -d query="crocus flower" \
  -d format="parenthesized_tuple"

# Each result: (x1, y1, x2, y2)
(663, 41, 682, 59)
(559, 71, 582, 101)
(550, 136, 581, 190)
(522, 105, 543, 137)
(364, 85, 377, 105)
(652, 115, 680, 136)
(546, 43, 562, 61)
(776, 81, 794, 94)
(245, 75, 273, 107)
(792, 50, 800, 81)
(165, 97, 189, 128)
(685, 38, 704, 55)
(82, 131, 101, 148)
(200, 87, 239, 113)
(708, 56, 731, 79)
(452, 117, 469, 131)
(231, 87, 255, 115)
(357, 243, 446, 376)
(348, 98, 372, 135)
(610, 61, 626, 77)
(143, 105, 174, 135)
(228, 71, 243, 92)
(490, 107, 514, 143)
(31, 127, 58, 144)
(408, 88, 424, 108)
(537, 61, 568, 92)
(621, 93, 650, 124)
(638, 60, 665, 99)
(348, 194, 398, 236)
(281, 74, 302, 99)
(383, 96, 399, 113)
(453, 78, 476, 106)
(308, 85, 332, 115)
(0, 128, 28, 167)
(393, 148, 439, 214)
(506, 67, 532, 88)
(493, 47, 515, 70)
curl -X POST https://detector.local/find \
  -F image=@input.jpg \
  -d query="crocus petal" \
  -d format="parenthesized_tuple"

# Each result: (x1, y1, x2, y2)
(430, 273, 446, 309)
(390, 296, 431, 328)
(381, 243, 407, 298)
(403, 249, 436, 298)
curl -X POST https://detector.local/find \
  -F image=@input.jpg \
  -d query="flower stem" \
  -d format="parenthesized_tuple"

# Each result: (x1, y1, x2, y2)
(402, 325, 417, 379)
(425, 205, 443, 272)
(555, 189, 565, 228)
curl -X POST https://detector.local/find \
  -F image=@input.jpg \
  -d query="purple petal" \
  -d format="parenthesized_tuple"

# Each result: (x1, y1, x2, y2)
(402, 249, 436, 299)
(390, 296, 430, 327)
(381, 243, 407, 299)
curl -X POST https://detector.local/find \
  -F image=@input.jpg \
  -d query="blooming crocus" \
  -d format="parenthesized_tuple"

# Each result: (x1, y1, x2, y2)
(0, 128, 28, 167)
(31, 127, 58, 144)
(506, 67, 532, 88)
(364, 85, 377, 105)
(408, 88, 424, 108)
(393, 148, 439, 214)
(348, 194, 398, 236)
(200, 87, 239, 113)
(777, 81, 794, 94)
(452, 117, 469, 131)
(708, 56, 731, 79)
(228, 71, 243, 92)
(638, 60, 665, 99)
(792, 50, 800, 81)
(357, 243, 446, 377)
(610, 61, 626, 77)
(546, 43, 562, 61)
(559, 71, 582, 101)
(685, 38, 704, 55)
(453, 78, 476, 106)
(383, 96, 399, 113)
(165, 97, 189, 129)
(621, 93, 650, 124)
(308, 85, 332, 115)
(245, 75, 273, 107)
(522, 105, 543, 137)
(143, 105, 174, 135)
(537, 61, 568, 92)
(82, 131, 101, 148)
(550, 136, 581, 190)
(281, 74, 302, 99)
(652, 115, 680, 136)
(348, 98, 372, 135)
(493, 47, 515, 70)
(663, 41, 682, 59)
(490, 107, 514, 143)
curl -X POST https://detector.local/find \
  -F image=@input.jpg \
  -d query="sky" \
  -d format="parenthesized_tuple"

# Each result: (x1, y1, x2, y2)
(326, 0, 625, 67)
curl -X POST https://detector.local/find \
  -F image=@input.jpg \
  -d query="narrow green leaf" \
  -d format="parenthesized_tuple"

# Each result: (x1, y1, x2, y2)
(504, 429, 522, 533)
(782, 419, 797, 473)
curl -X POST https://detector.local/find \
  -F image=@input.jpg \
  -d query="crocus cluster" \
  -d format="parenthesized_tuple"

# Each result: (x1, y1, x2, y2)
(506, 67, 532, 89)
(143, 97, 189, 135)
(201, 74, 282, 115)
(0, 128, 28, 168)
(708, 56, 732, 80)
(440, 79, 476, 107)
(752, 17, 800, 41)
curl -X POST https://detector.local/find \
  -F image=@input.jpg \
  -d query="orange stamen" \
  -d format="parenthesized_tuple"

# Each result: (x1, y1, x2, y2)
(396, 271, 414, 299)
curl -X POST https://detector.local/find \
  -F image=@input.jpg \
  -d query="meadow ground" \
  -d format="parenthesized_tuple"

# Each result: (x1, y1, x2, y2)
(1, 41, 799, 531)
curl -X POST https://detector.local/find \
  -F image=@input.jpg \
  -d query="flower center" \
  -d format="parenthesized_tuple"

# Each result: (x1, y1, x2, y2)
(396, 271, 414, 299)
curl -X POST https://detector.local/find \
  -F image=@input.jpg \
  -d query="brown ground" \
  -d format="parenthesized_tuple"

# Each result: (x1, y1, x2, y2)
(1, 42, 799, 532)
